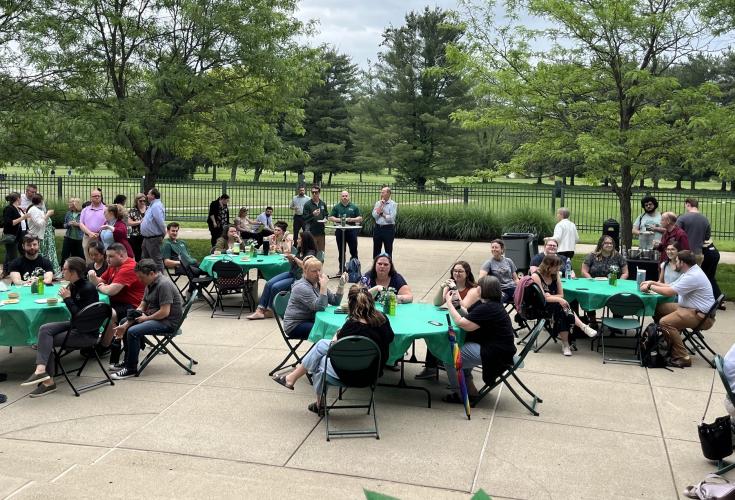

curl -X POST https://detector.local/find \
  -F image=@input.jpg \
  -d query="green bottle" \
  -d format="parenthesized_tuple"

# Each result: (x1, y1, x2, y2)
(38, 279, 45, 295)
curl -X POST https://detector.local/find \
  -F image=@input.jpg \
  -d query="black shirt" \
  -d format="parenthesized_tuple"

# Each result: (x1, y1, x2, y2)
(87, 261, 108, 278)
(64, 278, 100, 317)
(530, 252, 568, 268)
(336, 317, 395, 376)
(3, 205, 22, 236)
(464, 301, 517, 354)
(8, 255, 54, 279)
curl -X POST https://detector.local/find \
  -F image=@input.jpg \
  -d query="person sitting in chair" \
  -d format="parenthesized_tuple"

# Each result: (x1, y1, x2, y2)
(442, 276, 516, 404)
(362, 253, 413, 304)
(272, 285, 394, 416)
(8, 234, 54, 285)
(162, 222, 207, 296)
(19, 257, 99, 397)
(479, 239, 519, 303)
(213, 225, 242, 253)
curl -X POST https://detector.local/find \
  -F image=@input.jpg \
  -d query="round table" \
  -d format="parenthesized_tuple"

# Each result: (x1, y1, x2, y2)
(199, 253, 290, 281)
(0, 284, 110, 346)
(561, 277, 673, 317)
(309, 302, 463, 364)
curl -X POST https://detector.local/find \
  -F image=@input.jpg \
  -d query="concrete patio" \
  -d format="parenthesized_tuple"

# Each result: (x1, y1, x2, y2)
(0, 236, 733, 499)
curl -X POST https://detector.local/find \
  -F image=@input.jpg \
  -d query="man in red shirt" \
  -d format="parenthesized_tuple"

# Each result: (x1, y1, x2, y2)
(88, 243, 145, 360)
(657, 212, 690, 262)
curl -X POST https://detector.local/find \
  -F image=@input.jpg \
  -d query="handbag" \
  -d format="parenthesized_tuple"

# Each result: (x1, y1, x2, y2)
(698, 371, 733, 461)
(683, 474, 735, 499)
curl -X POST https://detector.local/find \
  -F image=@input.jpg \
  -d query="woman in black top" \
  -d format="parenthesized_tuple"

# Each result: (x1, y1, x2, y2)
(443, 276, 517, 404)
(21, 257, 100, 397)
(273, 285, 394, 416)
(86, 240, 108, 277)
(3, 192, 28, 273)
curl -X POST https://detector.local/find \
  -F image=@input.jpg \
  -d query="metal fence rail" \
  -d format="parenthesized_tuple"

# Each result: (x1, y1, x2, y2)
(2, 175, 733, 239)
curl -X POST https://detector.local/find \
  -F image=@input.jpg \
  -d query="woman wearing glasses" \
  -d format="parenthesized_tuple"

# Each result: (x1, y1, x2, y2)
(127, 193, 147, 261)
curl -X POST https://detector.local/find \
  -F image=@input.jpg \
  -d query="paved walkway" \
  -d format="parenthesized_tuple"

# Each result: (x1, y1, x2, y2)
(1, 236, 734, 498)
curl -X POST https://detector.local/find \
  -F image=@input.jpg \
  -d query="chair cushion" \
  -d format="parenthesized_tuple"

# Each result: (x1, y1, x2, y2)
(601, 318, 641, 331)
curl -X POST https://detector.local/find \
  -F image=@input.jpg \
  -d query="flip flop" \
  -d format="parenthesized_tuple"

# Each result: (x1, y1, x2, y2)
(308, 402, 325, 417)
(272, 374, 294, 390)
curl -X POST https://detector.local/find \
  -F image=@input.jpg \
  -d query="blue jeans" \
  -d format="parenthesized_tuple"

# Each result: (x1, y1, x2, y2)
(287, 322, 313, 340)
(301, 339, 338, 397)
(258, 271, 294, 309)
(124, 320, 175, 371)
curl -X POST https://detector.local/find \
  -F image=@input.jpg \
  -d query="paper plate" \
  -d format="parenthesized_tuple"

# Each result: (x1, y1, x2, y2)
(3, 299, 19, 304)
(34, 298, 49, 304)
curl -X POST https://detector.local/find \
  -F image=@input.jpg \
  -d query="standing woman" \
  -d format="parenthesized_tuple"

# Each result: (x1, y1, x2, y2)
(61, 197, 84, 266)
(100, 204, 133, 257)
(127, 193, 147, 261)
(2, 192, 29, 275)
(27, 193, 60, 276)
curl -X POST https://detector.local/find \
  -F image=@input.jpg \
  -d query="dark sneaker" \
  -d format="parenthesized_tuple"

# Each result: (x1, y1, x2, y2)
(111, 367, 137, 380)
(29, 383, 57, 398)
(108, 361, 125, 372)
(414, 367, 438, 380)
(670, 357, 692, 368)
(20, 372, 51, 387)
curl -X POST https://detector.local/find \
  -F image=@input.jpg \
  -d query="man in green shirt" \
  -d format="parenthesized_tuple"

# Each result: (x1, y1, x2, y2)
(328, 190, 362, 273)
(302, 185, 328, 252)
(161, 222, 206, 294)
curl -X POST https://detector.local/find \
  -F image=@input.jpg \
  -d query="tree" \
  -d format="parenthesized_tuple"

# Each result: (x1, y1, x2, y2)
(455, 0, 728, 247)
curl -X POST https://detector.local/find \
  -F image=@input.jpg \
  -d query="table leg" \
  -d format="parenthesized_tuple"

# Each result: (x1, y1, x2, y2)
(378, 358, 432, 408)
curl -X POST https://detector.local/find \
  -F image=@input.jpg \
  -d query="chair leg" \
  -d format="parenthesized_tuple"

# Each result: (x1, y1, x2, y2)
(510, 371, 543, 403)
(55, 351, 80, 397)
(93, 351, 115, 387)
(503, 378, 540, 416)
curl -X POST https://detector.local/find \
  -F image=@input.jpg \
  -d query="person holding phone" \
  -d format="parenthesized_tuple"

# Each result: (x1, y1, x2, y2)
(372, 186, 397, 258)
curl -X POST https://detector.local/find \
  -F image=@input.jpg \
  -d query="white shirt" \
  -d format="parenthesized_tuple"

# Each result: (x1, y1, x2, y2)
(552, 219, 579, 253)
(671, 264, 714, 312)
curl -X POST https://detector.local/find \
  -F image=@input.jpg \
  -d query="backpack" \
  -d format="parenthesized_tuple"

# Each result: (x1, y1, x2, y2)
(514, 275, 542, 317)
(639, 322, 672, 368)
(346, 257, 361, 283)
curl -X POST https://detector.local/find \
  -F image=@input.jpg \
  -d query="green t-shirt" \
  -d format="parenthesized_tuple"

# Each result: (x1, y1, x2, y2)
(330, 202, 361, 225)
(161, 238, 195, 267)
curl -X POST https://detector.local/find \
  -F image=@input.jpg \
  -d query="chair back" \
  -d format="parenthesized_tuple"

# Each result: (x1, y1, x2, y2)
(707, 295, 725, 320)
(327, 336, 381, 388)
(715, 355, 735, 410)
(521, 283, 547, 320)
(72, 302, 113, 336)
(212, 260, 245, 290)
(604, 293, 645, 317)
(172, 290, 198, 333)
(513, 319, 545, 369)
(273, 291, 290, 319)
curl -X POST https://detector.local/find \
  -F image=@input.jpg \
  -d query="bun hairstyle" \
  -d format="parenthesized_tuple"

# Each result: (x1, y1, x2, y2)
(347, 285, 386, 327)
(5, 192, 20, 203)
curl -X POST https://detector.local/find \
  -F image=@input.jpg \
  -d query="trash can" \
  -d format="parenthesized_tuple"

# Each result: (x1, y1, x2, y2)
(502, 233, 536, 273)
(602, 219, 620, 250)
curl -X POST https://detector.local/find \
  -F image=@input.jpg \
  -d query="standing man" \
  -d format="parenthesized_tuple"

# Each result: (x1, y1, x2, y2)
(641, 250, 715, 368)
(207, 194, 230, 247)
(79, 189, 106, 261)
(372, 186, 397, 258)
(632, 195, 662, 246)
(289, 185, 309, 237)
(20, 183, 37, 211)
(677, 198, 710, 265)
(657, 212, 690, 262)
(552, 207, 579, 259)
(302, 186, 327, 253)
(140, 188, 166, 271)
(328, 190, 362, 273)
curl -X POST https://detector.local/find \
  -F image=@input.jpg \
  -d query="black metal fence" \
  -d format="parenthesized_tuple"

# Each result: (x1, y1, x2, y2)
(3, 175, 734, 238)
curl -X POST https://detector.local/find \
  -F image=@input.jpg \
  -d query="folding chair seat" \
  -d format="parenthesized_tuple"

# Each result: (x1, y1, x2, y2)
(181, 262, 215, 309)
(322, 336, 381, 441)
(269, 291, 313, 377)
(211, 259, 253, 319)
(137, 291, 199, 376)
(681, 294, 725, 368)
(597, 293, 645, 365)
(516, 283, 556, 352)
(165, 266, 188, 301)
(54, 302, 114, 396)
(472, 319, 544, 415)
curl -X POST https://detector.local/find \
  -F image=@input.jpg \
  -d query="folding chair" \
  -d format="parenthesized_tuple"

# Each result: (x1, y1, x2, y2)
(53, 302, 114, 396)
(472, 319, 545, 415)
(322, 336, 381, 441)
(269, 291, 312, 377)
(598, 293, 645, 365)
(181, 262, 215, 309)
(712, 354, 735, 475)
(681, 294, 725, 368)
(165, 266, 188, 301)
(516, 283, 556, 353)
(136, 291, 199, 376)
(211, 259, 252, 319)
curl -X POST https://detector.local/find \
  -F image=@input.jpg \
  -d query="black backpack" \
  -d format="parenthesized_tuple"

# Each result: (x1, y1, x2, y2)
(346, 257, 361, 283)
(639, 322, 671, 368)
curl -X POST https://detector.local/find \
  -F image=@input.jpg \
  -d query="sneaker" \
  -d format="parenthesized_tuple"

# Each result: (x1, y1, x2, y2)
(582, 324, 598, 338)
(20, 372, 50, 387)
(670, 357, 692, 368)
(414, 367, 438, 380)
(562, 345, 572, 356)
(29, 383, 57, 398)
(108, 361, 125, 372)
(111, 367, 137, 380)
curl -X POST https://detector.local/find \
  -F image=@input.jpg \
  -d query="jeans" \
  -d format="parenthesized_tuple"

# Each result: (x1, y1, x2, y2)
(293, 215, 305, 238)
(287, 322, 313, 340)
(36, 321, 97, 376)
(124, 319, 175, 371)
(301, 339, 338, 397)
(372, 224, 395, 258)
(335, 228, 358, 272)
(501, 285, 516, 304)
(446, 342, 482, 393)
(258, 271, 294, 309)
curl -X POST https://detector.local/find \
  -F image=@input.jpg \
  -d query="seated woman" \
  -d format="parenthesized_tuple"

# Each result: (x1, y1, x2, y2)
(362, 253, 413, 304)
(658, 241, 682, 284)
(247, 231, 318, 320)
(581, 235, 629, 279)
(281, 258, 346, 339)
(20, 257, 99, 397)
(213, 225, 242, 253)
(268, 221, 293, 254)
(533, 254, 597, 356)
(443, 276, 516, 403)
(273, 285, 395, 416)
(479, 239, 519, 303)
(233, 207, 261, 243)
(86, 240, 108, 277)
(415, 261, 480, 380)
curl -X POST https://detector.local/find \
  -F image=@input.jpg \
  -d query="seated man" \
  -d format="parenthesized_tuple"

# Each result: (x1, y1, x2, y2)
(161, 222, 207, 295)
(88, 243, 145, 360)
(641, 250, 715, 368)
(256, 206, 276, 240)
(110, 259, 183, 379)
(8, 235, 54, 285)
(529, 237, 569, 274)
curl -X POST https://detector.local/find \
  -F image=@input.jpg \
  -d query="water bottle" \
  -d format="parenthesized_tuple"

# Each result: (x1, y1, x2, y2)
(564, 258, 572, 280)
(233, 242, 240, 255)
(31, 278, 39, 294)
(636, 269, 646, 289)
(388, 289, 397, 316)
(37, 279, 44, 295)
(341, 214, 346, 226)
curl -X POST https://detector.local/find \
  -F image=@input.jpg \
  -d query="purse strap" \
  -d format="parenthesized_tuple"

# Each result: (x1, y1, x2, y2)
(702, 369, 717, 422)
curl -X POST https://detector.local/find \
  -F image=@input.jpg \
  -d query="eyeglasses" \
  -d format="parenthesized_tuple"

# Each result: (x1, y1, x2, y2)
(311, 191, 319, 195)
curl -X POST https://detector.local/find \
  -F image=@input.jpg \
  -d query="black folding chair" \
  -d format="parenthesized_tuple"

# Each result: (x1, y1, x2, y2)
(165, 266, 188, 301)
(136, 291, 199, 377)
(269, 291, 312, 378)
(598, 293, 645, 365)
(54, 302, 114, 396)
(211, 259, 252, 319)
(681, 294, 725, 368)
(322, 336, 382, 441)
(180, 262, 215, 309)
(472, 319, 545, 415)
(516, 283, 556, 353)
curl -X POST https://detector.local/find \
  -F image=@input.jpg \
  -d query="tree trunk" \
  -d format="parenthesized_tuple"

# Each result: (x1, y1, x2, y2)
(721, 180, 727, 191)
(230, 165, 237, 182)
(143, 167, 158, 192)
(690, 179, 696, 190)
(731, 180, 735, 192)
(212, 164, 217, 181)
(675, 179, 682, 190)
(312, 172, 323, 185)
(203, 164, 209, 174)
(327, 171, 333, 185)
(359, 172, 363, 182)
(536, 176, 542, 184)
(562, 176, 567, 185)
(612, 165, 634, 249)
(416, 176, 427, 191)
(570, 174, 575, 186)
(653, 177, 659, 189)
(639, 178, 645, 188)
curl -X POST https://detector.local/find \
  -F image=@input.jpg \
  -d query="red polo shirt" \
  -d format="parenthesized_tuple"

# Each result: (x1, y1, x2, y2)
(100, 257, 145, 307)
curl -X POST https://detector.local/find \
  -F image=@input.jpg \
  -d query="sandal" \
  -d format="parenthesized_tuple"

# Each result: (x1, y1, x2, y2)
(442, 392, 464, 404)
(272, 374, 294, 390)
(308, 402, 325, 417)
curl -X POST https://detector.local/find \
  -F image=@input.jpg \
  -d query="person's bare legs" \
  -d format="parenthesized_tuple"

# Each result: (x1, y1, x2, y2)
(100, 309, 119, 347)
(284, 365, 307, 387)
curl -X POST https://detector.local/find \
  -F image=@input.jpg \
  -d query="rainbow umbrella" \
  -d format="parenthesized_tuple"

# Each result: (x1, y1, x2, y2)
(447, 313, 470, 420)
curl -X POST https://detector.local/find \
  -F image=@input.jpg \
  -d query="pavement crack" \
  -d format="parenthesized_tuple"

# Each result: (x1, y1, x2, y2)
(0, 412, 157, 437)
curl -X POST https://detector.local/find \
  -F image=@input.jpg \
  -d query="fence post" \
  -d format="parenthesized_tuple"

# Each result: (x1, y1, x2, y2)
(463, 187, 469, 205)
(57, 176, 63, 200)
(551, 189, 556, 214)
(221, 181, 228, 195)
(140, 177, 146, 193)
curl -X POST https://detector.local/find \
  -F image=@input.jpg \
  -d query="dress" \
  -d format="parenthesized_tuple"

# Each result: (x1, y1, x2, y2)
(127, 206, 145, 261)
(41, 209, 61, 275)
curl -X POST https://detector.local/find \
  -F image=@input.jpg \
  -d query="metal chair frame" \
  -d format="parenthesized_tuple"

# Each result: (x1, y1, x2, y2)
(681, 294, 725, 368)
(211, 260, 253, 319)
(269, 291, 313, 379)
(598, 293, 645, 365)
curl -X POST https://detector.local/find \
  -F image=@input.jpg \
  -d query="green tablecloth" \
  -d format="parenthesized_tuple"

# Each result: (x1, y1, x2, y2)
(309, 303, 463, 365)
(562, 278, 673, 317)
(0, 284, 110, 346)
(199, 253, 291, 280)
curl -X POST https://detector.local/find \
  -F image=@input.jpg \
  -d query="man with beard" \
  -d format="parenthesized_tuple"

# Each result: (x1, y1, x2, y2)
(632, 195, 662, 246)
(8, 235, 54, 285)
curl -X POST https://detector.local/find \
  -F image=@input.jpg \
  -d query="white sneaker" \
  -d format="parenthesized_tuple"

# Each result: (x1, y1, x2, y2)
(582, 325, 598, 338)
(562, 345, 572, 356)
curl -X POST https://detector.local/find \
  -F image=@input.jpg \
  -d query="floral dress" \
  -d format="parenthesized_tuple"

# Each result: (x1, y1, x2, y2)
(41, 205, 61, 276)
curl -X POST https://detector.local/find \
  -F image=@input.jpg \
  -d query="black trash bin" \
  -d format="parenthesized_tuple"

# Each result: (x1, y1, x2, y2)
(602, 219, 620, 250)
(501, 233, 536, 273)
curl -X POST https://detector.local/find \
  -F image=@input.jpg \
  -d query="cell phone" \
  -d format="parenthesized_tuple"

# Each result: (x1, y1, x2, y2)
(256, 259, 263, 262)
(428, 320, 442, 326)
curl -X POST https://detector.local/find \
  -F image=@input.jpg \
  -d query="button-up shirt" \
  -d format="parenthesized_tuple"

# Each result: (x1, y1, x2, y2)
(289, 194, 309, 216)
(372, 199, 397, 226)
(256, 212, 274, 230)
(80, 203, 107, 234)
(141, 199, 166, 237)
